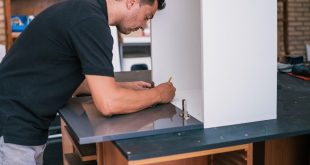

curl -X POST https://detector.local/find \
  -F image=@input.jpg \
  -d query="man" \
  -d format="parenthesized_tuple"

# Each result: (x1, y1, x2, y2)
(0, 0, 175, 164)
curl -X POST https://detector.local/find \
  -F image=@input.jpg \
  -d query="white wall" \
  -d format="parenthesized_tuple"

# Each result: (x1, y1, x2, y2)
(202, 0, 277, 128)
(152, 0, 203, 121)
(110, 26, 121, 72)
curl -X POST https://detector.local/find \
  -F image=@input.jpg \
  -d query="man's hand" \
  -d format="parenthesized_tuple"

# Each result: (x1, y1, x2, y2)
(155, 82, 176, 103)
(118, 81, 152, 90)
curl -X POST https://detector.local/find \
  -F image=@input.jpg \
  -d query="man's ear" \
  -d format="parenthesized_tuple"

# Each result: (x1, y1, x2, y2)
(126, 0, 138, 9)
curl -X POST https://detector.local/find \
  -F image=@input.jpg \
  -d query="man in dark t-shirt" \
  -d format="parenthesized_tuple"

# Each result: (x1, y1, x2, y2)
(0, 0, 175, 164)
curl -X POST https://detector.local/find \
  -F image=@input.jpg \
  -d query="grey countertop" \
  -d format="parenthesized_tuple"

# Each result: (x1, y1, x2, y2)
(60, 98, 202, 144)
(59, 81, 203, 144)
(113, 73, 310, 160)
(60, 72, 310, 161)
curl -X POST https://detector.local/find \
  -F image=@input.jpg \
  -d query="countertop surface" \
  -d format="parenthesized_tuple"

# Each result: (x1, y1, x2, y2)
(113, 73, 310, 160)
(59, 88, 203, 144)
(60, 70, 200, 144)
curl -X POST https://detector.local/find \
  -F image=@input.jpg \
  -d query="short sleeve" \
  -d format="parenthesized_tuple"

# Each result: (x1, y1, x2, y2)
(69, 17, 114, 77)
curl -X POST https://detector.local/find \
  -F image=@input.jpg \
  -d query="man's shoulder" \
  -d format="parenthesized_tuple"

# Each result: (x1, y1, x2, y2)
(67, 0, 108, 23)
(43, 0, 108, 30)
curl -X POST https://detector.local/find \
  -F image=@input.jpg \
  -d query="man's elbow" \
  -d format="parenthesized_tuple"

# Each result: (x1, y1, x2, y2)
(98, 108, 113, 117)
(97, 105, 113, 117)
(96, 100, 119, 117)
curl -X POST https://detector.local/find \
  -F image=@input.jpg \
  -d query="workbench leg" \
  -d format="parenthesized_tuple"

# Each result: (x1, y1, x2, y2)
(265, 136, 309, 165)
(100, 142, 253, 165)
(96, 143, 104, 165)
(209, 155, 214, 165)
(61, 119, 74, 165)
(102, 141, 129, 165)
(308, 150, 310, 165)
(246, 143, 253, 165)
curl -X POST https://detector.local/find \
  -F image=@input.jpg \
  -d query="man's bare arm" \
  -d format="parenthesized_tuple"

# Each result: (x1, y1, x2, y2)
(85, 75, 175, 116)
(73, 80, 153, 96)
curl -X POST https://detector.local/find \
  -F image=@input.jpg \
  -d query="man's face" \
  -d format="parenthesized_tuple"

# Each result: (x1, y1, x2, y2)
(117, 0, 158, 34)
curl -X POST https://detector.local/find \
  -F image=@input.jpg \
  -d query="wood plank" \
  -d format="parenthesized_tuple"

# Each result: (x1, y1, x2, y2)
(128, 144, 250, 165)
(308, 151, 310, 165)
(96, 143, 103, 165)
(213, 151, 246, 165)
(101, 141, 252, 165)
(102, 142, 129, 165)
(101, 141, 209, 165)
(65, 153, 97, 165)
(265, 136, 309, 165)
(4, 0, 12, 49)
(64, 126, 97, 162)
(246, 143, 253, 165)
(11, 0, 62, 15)
(146, 156, 208, 165)
(61, 119, 74, 165)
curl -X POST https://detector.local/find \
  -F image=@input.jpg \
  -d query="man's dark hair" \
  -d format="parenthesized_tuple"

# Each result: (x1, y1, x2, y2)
(140, 0, 166, 10)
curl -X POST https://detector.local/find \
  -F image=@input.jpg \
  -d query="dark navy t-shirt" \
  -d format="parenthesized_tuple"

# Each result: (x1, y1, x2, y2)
(0, 0, 114, 145)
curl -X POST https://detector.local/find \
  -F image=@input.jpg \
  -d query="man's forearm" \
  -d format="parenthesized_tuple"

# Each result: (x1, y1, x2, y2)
(116, 82, 130, 89)
(102, 86, 161, 115)
(74, 81, 138, 96)
(85, 75, 163, 116)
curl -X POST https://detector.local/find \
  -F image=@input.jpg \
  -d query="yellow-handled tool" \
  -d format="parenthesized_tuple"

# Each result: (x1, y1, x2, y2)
(168, 76, 172, 83)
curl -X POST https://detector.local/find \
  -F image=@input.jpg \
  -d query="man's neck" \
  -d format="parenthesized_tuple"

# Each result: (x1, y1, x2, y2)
(106, 0, 122, 26)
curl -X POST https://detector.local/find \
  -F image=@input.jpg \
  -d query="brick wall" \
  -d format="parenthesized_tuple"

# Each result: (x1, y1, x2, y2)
(278, 1, 286, 60)
(0, 0, 6, 46)
(279, 0, 310, 61)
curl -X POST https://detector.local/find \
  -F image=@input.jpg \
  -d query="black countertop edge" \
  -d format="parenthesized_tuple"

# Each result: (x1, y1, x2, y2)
(118, 128, 310, 160)
(59, 113, 83, 144)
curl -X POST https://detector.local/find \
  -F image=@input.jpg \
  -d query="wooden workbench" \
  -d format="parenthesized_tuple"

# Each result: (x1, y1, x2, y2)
(60, 72, 310, 165)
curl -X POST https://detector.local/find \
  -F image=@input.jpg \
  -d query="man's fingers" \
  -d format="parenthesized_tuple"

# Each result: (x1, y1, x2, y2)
(138, 81, 152, 88)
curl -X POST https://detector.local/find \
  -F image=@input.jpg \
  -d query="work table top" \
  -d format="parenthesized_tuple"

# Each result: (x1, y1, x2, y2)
(60, 72, 310, 160)
(113, 73, 310, 160)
